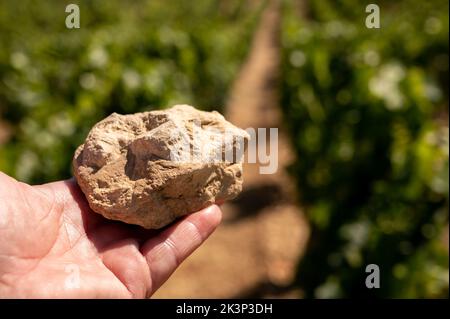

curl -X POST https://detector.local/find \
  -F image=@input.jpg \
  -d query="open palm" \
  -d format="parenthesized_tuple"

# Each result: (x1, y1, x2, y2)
(0, 172, 221, 298)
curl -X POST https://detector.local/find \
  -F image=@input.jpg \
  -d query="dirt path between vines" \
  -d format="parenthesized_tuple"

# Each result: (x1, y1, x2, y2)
(154, 0, 310, 298)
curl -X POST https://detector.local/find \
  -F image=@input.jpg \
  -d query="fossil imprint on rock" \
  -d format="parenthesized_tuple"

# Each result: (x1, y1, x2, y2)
(73, 104, 250, 229)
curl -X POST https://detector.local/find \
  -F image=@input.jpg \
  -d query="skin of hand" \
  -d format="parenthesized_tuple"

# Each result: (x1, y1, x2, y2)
(0, 171, 222, 298)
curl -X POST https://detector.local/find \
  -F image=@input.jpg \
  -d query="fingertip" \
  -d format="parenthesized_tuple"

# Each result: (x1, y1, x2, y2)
(169, 204, 222, 246)
(197, 204, 223, 230)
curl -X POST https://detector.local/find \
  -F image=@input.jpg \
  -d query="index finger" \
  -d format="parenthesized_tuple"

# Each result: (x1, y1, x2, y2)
(140, 205, 222, 295)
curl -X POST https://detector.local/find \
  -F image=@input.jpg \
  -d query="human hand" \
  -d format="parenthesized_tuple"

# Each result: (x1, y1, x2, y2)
(0, 172, 222, 298)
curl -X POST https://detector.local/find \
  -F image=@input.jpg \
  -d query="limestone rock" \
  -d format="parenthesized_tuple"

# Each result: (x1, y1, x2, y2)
(73, 104, 249, 229)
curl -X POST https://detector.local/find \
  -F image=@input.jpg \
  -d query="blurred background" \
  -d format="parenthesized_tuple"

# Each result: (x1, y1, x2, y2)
(0, 0, 448, 298)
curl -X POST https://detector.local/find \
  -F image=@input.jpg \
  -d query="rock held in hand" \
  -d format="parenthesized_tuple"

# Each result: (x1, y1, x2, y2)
(73, 104, 249, 229)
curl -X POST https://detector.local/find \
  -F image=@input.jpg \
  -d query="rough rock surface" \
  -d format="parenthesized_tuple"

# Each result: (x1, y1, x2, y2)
(73, 104, 249, 229)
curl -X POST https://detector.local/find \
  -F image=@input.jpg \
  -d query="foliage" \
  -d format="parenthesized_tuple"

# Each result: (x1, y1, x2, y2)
(0, 0, 262, 183)
(281, 0, 449, 297)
